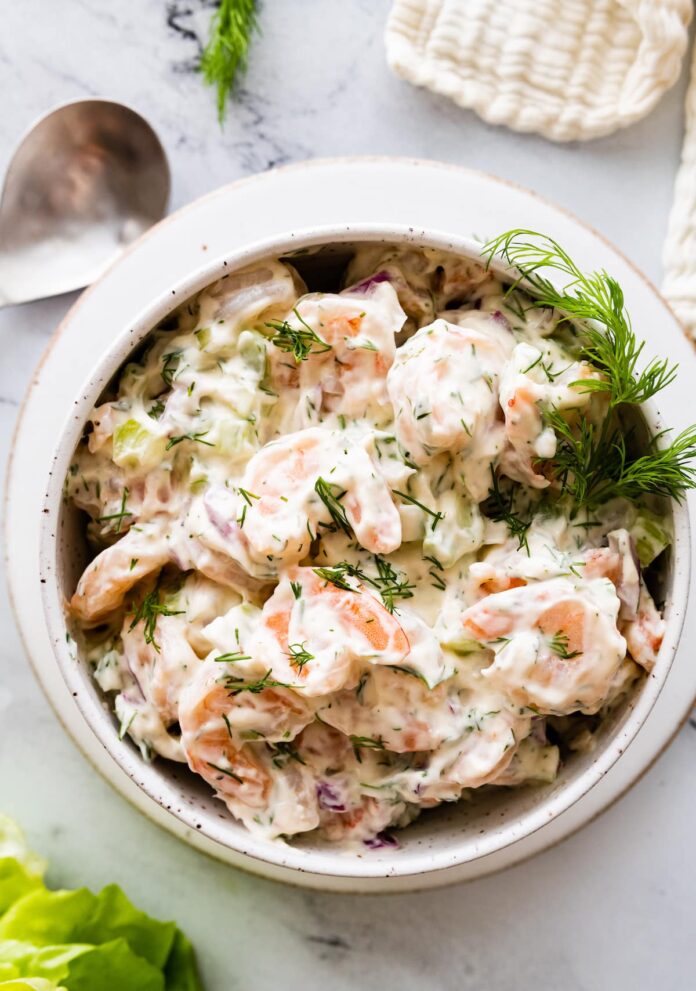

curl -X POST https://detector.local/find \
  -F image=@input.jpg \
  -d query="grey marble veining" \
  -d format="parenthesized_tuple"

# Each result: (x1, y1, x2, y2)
(1, 3, 695, 989)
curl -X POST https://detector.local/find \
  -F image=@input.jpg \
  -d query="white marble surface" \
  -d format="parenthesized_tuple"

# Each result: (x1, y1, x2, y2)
(1, 2, 695, 988)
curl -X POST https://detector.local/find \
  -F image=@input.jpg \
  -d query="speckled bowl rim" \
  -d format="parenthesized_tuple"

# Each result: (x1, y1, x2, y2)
(37, 220, 691, 880)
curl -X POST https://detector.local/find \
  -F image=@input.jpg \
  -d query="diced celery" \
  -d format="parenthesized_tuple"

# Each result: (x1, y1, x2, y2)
(194, 327, 210, 350)
(630, 508, 671, 567)
(206, 416, 257, 463)
(112, 419, 166, 471)
(238, 330, 268, 377)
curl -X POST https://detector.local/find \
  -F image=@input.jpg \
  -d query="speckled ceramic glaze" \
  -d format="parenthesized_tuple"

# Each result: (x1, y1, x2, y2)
(7, 160, 696, 891)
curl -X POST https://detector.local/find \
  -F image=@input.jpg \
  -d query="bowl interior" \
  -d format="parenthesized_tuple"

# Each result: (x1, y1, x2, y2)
(45, 229, 688, 879)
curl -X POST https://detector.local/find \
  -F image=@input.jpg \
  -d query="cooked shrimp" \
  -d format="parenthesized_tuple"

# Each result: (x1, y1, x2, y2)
(121, 611, 200, 726)
(622, 577, 665, 671)
(71, 514, 262, 625)
(70, 521, 171, 624)
(269, 281, 406, 419)
(237, 426, 402, 564)
(250, 566, 410, 695)
(498, 342, 597, 488)
(318, 666, 461, 753)
(390, 701, 529, 805)
(387, 317, 509, 499)
(179, 658, 318, 835)
(461, 577, 626, 715)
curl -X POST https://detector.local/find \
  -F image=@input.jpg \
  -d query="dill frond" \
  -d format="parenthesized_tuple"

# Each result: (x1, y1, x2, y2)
(483, 229, 677, 407)
(200, 0, 259, 123)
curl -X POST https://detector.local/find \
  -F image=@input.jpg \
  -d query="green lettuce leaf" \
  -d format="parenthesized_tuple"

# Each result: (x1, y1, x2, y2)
(0, 938, 164, 991)
(0, 818, 45, 916)
(0, 979, 65, 990)
(0, 886, 176, 969)
(0, 816, 203, 991)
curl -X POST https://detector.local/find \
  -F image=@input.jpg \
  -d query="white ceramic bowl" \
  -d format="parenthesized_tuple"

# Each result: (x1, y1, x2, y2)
(38, 221, 691, 887)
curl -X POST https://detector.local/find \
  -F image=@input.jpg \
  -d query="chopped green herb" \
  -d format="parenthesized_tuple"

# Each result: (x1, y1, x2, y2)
(166, 430, 214, 450)
(314, 477, 351, 534)
(266, 308, 332, 362)
(129, 586, 185, 652)
(393, 489, 444, 531)
(96, 487, 132, 533)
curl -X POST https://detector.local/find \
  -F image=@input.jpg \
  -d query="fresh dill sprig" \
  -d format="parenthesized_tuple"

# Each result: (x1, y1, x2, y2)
(200, 0, 259, 124)
(313, 558, 414, 613)
(392, 490, 444, 531)
(224, 669, 295, 695)
(269, 742, 307, 767)
(96, 487, 132, 534)
(484, 228, 696, 508)
(266, 308, 332, 363)
(545, 410, 696, 508)
(214, 650, 251, 663)
(547, 631, 582, 660)
(312, 563, 360, 591)
(161, 350, 182, 388)
(166, 430, 214, 450)
(314, 477, 352, 534)
(238, 487, 260, 505)
(372, 555, 415, 613)
(483, 470, 532, 553)
(350, 734, 389, 763)
(287, 642, 313, 671)
(483, 229, 677, 407)
(147, 398, 166, 420)
(350, 735, 386, 750)
(206, 761, 243, 783)
(129, 586, 185, 653)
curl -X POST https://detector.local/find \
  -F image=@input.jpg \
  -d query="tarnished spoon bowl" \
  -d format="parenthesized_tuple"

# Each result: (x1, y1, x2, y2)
(0, 99, 169, 307)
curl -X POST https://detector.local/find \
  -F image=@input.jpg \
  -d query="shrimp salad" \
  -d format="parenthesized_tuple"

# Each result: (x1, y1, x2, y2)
(65, 238, 675, 848)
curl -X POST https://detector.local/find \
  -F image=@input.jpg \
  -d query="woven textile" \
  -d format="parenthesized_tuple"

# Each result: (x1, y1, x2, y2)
(663, 38, 696, 339)
(386, 0, 692, 142)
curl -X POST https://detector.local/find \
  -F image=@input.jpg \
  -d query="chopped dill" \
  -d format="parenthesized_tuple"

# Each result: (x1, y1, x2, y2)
(129, 585, 185, 652)
(266, 308, 332, 362)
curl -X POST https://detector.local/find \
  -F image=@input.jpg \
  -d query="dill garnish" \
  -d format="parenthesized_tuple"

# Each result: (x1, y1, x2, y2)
(266, 308, 332, 363)
(96, 487, 132, 534)
(129, 586, 185, 653)
(484, 229, 696, 508)
(166, 431, 214, 450)
(206, 761, 243, 783)
(313, 563, 359, 591)
(161, 350, 182, 388)
(483, 470, 531, 553)
(200, 0, 259, 123)
(313, 558, 414, 613)
(548, 631, 582, 660)
(314, 477, 351, 534)
(214, 650, 251, 663)
(287, 642, 313, 671)
(224, 669, 294, 695)
(484, 230, 677, 407)
(392, 490, 444, 531)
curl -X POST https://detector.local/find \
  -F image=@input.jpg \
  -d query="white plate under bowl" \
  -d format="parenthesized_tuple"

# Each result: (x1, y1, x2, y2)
(6, 158, 696, 892)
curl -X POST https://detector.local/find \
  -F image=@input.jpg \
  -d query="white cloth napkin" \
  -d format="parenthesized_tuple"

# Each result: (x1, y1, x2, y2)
(663, 39, 696, 338)
(386, 0, 692, 142)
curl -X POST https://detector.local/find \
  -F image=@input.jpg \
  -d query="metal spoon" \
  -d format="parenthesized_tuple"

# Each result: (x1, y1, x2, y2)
(0, 99, 170, 308)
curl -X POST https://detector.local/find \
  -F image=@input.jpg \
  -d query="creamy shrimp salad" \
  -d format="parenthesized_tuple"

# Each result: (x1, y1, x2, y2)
(65, 241, 672, 848)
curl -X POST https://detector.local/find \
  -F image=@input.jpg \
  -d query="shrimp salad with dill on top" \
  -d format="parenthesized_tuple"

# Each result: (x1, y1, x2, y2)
(64, 231, 696, 848)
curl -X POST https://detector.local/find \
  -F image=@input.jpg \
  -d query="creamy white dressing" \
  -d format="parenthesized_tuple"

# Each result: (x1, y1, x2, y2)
(67, 243, 669, 848)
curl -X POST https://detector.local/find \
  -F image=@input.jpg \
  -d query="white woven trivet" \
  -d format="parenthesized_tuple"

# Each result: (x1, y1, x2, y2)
(663, 39, 696, 340)
(386, 0, 692, 142)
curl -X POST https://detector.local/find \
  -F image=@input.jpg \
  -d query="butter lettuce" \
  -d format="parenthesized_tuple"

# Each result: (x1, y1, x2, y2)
(0, 818, 45, 916)
(0, 818, 202, 991)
